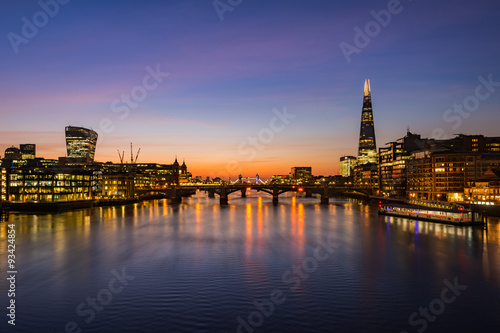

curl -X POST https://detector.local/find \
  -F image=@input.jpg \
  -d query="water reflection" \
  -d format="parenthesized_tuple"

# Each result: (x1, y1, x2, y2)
(0, 194, 499, 333)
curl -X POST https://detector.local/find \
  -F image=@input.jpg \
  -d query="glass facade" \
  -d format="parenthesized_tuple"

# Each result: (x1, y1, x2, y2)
(65, 126, 98, 163)
(358, 79, 377, 165)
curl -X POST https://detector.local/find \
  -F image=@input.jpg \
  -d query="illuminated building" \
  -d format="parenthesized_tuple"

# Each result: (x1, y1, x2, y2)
(179, 159, 191, 183)
(0, 168, 6, 201)
(378, 131, 428, 197)
(465, 167, 500, 206)
(340, 156, 356, 177)
(65, 126, 98, 163)
(353, 162, 378, 190)
(4, 147, 21, 160)
(20, 144, 36, 159)
(133, 159, 185, 190)
(7, 167, 93, 202)
(407, 150, 433, 200)
(291, 167, 312, 182)
(408, 150, 500, 202)
(102, 172, 135, 199)
(270, 174, 291, 184)
(357, 79, 377, 165)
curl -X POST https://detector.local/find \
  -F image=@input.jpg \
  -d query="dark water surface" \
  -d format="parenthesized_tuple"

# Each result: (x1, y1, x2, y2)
(1, 193, 500, 333)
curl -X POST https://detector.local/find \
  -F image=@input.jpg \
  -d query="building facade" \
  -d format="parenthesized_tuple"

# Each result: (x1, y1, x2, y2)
(20, 144, 36, 159)
(408, 149, 500, 202)
(102, 172, 135, 199)
(340, 156, 356, 177)
(291, 167, 312, 182)
(0, 168, 6, 201)
(465, 167, 500, 206)
(357, 79, 377, 165)
(378, 132, 429, 197)
(65, 126, 98, 163)
(7, 166, 93, 202)
(353, 162, 378, 190)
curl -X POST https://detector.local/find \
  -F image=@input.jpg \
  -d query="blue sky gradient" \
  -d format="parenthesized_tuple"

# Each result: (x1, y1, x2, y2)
(1, 0, 499, 177)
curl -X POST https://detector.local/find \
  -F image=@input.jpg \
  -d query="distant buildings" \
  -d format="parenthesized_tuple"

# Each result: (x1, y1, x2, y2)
(407, 136, 500, 202)
(270, 174, 291, 184)
(338, 80, 500, 204)
(0, 168, 6, 201)
(340, 156, 356, 177)
(65, 126, 98, 164)
(4, 147, 21, 160)
(465, 167, 500, 206)
(3, 144, 36, 161)
(0, 126, 190, 202)
(378, 131, 427, 197)
(20, 144, 36, 160)
(291, 167, 312, 182)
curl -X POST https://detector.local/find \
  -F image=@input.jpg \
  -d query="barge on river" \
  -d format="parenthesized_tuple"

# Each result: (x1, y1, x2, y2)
(378, 203, 487, 226)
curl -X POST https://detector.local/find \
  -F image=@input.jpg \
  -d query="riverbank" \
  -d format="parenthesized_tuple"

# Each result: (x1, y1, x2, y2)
(5, 194, 167, 213)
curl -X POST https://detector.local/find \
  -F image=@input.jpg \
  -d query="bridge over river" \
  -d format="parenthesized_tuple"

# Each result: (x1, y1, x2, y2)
(136, 184, 373, 205)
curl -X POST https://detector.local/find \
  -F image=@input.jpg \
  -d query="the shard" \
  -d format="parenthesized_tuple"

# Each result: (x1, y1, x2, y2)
(357, 79, 377, 165)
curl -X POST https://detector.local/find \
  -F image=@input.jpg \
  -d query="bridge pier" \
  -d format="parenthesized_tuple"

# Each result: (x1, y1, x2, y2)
(272, 185, 279, 206)
(208, 190, 215, 198)
(241, 189, 247, 198)
(220, 185, 228, 205)
(170, 187, 182, 204)
(320, 185, 329, 205)
(305, 189, 312, 198)
(170, 196, 182, 204)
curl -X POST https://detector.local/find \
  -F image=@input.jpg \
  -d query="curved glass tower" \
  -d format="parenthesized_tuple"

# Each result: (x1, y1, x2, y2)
(65, 126, 98, 163)
(357, 79, 377, 165)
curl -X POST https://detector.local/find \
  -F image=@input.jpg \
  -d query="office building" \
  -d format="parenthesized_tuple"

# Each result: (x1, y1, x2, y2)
(4, 147, 21, 160)
(465, 167, 500, 206)
(291, 167, 312, 182)
(340, 156, 356, 177)
(357, 79, 378, 165)
(65, 126, 98, 163)
(20, 144, 36, 159)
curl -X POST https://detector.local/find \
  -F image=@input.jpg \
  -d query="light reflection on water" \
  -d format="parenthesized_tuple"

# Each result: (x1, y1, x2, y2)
(0, 192, 499, 332)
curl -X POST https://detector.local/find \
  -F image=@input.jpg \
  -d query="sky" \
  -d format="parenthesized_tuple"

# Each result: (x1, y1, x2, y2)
(0, 0, 499, 179)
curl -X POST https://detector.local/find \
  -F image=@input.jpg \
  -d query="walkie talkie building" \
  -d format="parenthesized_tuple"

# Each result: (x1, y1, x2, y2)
(65, 126, 98, 163)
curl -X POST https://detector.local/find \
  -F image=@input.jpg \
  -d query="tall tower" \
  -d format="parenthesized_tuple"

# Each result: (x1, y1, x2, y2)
(357, 79, 377, 165)
(65, 126, 98, 163)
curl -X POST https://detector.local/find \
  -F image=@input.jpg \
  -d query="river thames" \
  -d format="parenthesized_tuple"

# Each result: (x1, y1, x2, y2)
(1, 193, 500, 332)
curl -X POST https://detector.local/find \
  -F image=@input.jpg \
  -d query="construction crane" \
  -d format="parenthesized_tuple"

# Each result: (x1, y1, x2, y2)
(117, 150, 125, 164)
(130, 142, 141, 163)
(134, 148, 141, 163)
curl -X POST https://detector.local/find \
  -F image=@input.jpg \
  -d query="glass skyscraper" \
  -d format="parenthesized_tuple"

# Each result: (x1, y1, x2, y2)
(65, 126, 98, 163)
(357, 79, 377, 165)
